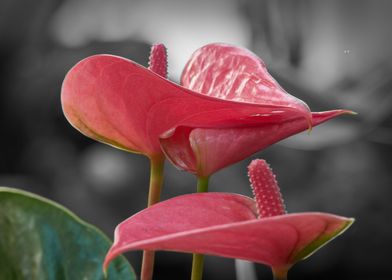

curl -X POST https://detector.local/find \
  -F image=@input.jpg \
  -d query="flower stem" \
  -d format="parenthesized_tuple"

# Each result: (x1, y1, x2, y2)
(196, 176, 209, 193)
(146, 156, 165, 207)
(191, 254, 205, 280)
(272, 267, 289, 280)
(140, 155, 165, 280)
(191, 176, 209, 280)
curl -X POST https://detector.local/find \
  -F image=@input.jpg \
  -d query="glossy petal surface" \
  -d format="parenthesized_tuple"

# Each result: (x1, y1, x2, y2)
(61, 54, 310, 158)
(181, 43, 307, 110)
(0, 187, 135, 280)
(158, 43, 352, 176)
(104, 193, 352, 270)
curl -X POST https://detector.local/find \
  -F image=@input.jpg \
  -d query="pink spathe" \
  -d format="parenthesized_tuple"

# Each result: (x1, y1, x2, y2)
(61, 43, 351, 175)
(104, 193, 352, 271)
(104, 159, 353, 273)
(161, 43, 353, 176)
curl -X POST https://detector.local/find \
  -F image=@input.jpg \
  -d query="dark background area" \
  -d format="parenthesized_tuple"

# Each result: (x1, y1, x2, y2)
(1, 0, 391, 279)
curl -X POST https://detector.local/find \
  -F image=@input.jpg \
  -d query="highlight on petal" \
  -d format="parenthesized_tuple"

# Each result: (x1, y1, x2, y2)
(181, 43, 310, 116)
(157, 42, 354, 176)
(104, 193, 353, 271)
(160, 110, 352, 177)
(61, 52, 312, 159)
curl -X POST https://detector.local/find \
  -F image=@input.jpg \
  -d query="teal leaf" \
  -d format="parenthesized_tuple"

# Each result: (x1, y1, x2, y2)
(0, 187, 135, 280)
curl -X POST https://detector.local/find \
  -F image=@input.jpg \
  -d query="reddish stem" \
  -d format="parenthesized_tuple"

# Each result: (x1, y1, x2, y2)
(140, 155, 165, 280)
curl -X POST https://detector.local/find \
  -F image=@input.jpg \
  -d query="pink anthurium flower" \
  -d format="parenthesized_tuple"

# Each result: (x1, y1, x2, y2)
(104, 159, 354, 279)
(160, 43, 354, 177)
(61, 44, 312, 161)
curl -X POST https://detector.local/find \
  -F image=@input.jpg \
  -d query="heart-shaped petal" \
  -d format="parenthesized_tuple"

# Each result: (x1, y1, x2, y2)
(104, 193, 353, 271)
(181, 43, 308, 111)
(61, 52, 311, 159)
(156, 43, 353, 176)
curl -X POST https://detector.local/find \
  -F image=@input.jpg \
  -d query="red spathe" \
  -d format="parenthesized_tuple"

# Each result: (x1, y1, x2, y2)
(161, 43, 352, 176)
(104, 193, 352, 270)
(61, 46, 311, 160)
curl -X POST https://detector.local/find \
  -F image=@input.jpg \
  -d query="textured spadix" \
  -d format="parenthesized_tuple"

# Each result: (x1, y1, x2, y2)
(248, 159, 286, 217)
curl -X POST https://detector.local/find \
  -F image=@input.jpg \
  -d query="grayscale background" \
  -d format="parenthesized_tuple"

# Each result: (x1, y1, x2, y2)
(1, 0, 391, 279)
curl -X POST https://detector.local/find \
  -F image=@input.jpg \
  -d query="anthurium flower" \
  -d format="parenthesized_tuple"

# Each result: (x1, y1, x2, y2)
(61, 43, 313, 161)
(104, 159, 353, 279)
(160, 43, 353, 177)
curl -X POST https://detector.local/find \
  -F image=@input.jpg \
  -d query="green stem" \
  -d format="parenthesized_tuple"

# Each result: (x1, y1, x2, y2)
(146, 156, 165, 207)
(191, 254, 205, 280)
(196, 176, 209, 193)
(272, 267, 289, 280)
(140, 155, 165, 280)
(191, 176, 209, 280)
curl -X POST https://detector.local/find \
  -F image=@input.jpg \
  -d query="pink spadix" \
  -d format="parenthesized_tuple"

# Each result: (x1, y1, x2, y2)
(104, 159, 353, 278)
(248, 159, 286, 218)
(148, 43, 168, 78)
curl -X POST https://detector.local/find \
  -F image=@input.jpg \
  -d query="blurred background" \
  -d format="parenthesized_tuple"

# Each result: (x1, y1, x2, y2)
(1, 0, 391, 279)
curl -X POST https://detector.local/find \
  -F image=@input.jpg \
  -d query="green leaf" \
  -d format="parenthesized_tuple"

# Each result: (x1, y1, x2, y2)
(0, 187, 136, 280)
